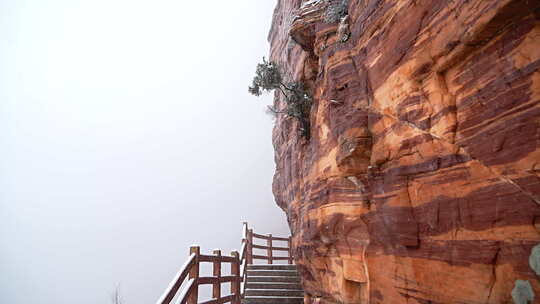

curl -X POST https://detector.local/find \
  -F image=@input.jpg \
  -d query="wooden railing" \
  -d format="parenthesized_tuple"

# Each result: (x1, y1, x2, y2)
(156, 246, 240, 304)
(157, 222, 293, 304)
(245, 227, 293, 265)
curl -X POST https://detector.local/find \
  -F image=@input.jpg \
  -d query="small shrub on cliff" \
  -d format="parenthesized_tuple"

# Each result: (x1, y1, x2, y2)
(512, 280, 534, 304)
(248, 58, 282, 96)
(249, 58, 312, 138)
(324, 0, 349, 23)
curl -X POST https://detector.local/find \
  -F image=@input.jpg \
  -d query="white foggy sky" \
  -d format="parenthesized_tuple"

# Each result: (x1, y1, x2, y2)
(0, 1, 289, 303)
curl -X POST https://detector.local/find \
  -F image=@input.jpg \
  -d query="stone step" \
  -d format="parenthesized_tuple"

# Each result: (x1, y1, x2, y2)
(247, 265, 297, 271)
(247, 276, 300, 283)
(245, 289, 304, 297)
(242, 296, 304, 304)
(244, 282, 302, 290)
(247, 270, 299, 277)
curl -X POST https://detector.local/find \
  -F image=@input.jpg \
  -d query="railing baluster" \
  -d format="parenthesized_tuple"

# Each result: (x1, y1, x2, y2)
(247, 229, 253, 265)
(288, 236, 293, 265)
(267, 234, 272, 264)
(231, 251, 240, 304)
(212, 249, 221, 300)
(187, 246, 200, 304)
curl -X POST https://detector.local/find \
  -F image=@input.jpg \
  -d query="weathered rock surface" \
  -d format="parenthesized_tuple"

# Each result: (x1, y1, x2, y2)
(267, 0, 540, 303)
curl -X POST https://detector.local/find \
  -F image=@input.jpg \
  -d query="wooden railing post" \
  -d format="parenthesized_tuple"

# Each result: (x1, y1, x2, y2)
(288, 236, 293, 265)
(212, 249, 221, 300)
(247, 229, 253, 265)
(267, 234, 273, 264)
(242, 222, 248, 239)
(240, 223, 249, 298)
(187, 246, 200, 304)
(231, 251, 241, 304)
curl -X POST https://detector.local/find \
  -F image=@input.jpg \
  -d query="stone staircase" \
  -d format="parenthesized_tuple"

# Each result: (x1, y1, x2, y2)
(243, 264, 304, 304)
(157, 223, 302, 304)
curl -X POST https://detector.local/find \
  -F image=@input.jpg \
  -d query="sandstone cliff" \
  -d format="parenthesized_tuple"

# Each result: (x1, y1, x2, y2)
(267, 0, 540, 303)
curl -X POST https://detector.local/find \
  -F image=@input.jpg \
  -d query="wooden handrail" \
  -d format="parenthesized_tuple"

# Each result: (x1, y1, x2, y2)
(252, 232, 289, 241)
(156, 222, 293, 304)
(199, 255, 237, 263)
(197, 276, 237, 285)
(239, 242, 247, 261)
(156, 253, 196, 304)
(251, 244, 289, 251)
(252, 255, 291, 261)
(177, 279, 196, 304)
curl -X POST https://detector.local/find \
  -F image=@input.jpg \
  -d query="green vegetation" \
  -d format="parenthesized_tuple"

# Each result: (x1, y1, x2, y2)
(249, 58, 312, 138)
(529, 244, 540, 276)
(512, 280, 535, 304)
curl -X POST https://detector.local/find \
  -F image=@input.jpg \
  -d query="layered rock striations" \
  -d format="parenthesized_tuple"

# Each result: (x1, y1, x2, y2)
(267, 0, 540, 303)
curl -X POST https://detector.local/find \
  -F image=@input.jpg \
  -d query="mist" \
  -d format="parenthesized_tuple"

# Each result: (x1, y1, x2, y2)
(0, 1, 289, 303)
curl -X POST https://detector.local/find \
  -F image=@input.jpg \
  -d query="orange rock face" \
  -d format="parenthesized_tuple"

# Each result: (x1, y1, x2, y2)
(267, 0, 540, 303)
